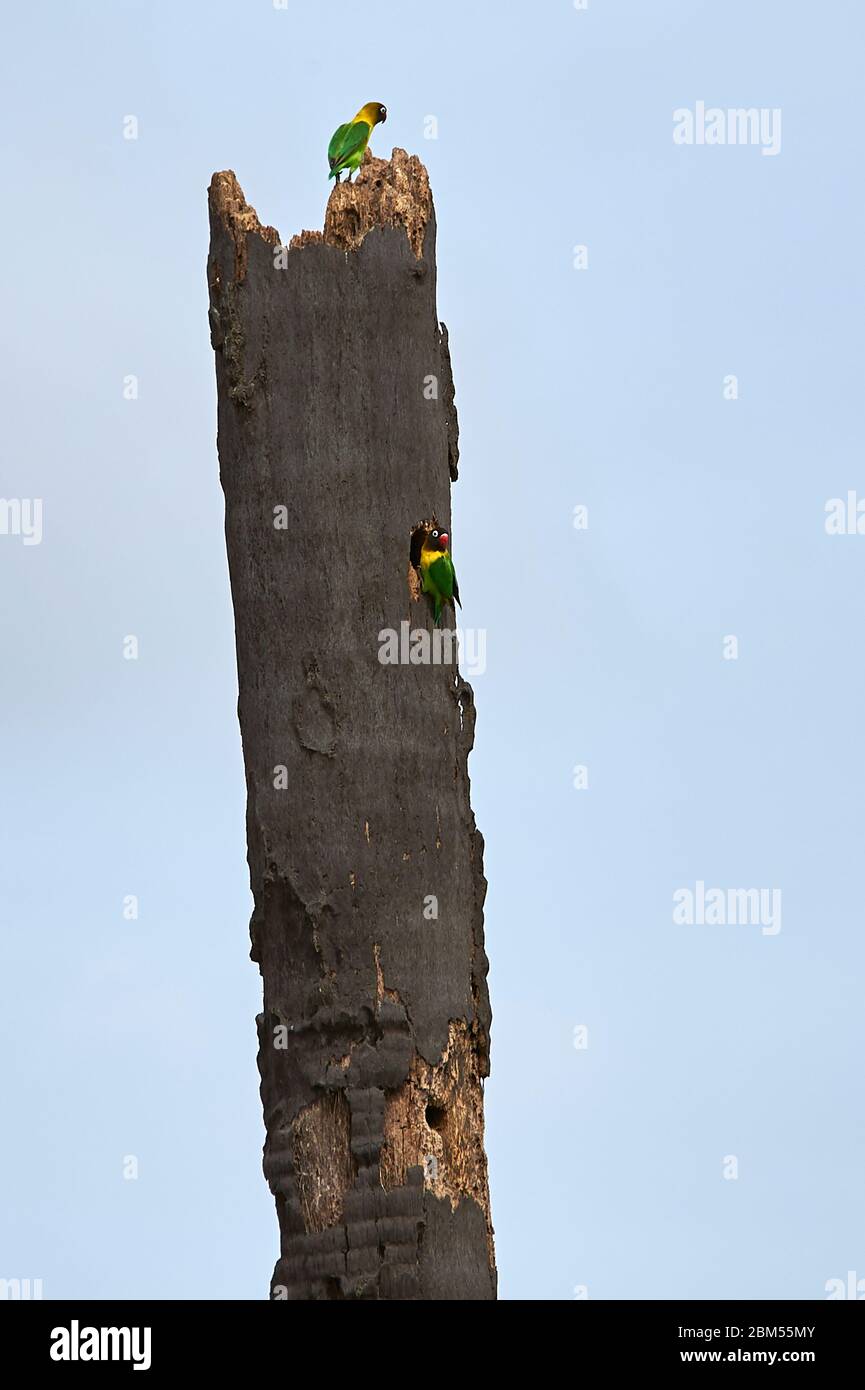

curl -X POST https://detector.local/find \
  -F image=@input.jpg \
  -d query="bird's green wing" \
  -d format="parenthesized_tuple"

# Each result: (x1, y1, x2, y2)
(428, 554, 455, 601)
(328, 119, 371, 171)
(452, 566, 461, 607)
(328, 122, 352, 163)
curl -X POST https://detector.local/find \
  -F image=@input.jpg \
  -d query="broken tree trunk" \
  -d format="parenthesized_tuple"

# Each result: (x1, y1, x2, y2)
(207, 149, 495, 1301)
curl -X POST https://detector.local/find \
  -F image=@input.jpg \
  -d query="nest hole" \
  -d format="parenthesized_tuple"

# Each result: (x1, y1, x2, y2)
(425, 1103, 447, 1133)
(409, 518, 436, 603)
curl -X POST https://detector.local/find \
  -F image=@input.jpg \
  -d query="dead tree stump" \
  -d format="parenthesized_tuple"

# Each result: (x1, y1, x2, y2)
(207, 148, 494, 1300)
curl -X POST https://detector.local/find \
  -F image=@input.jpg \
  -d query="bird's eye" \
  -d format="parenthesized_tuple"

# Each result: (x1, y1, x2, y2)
(431, 529, 438, 538)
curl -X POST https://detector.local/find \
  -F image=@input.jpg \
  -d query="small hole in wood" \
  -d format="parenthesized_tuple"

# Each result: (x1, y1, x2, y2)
(410, 520, 433, 570)
(409, 518, 435, 604)
(425, 1103, 446, 1132)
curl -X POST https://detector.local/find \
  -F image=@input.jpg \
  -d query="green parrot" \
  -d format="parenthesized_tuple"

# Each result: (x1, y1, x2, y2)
(419, 525, 461, 626)
(327, 102, 388, 182)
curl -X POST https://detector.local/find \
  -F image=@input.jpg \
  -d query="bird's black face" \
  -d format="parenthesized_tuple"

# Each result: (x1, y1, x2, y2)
(429, 526, 449, 551)
(377, 104, 388, 124)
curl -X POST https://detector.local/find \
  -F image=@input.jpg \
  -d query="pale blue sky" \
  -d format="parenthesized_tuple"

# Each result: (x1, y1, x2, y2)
(1, 0, 863, 1300)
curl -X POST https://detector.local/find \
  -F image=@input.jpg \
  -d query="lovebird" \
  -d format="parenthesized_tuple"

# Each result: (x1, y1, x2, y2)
(327, 102, 388, 183)
(420, 526, 461, 626)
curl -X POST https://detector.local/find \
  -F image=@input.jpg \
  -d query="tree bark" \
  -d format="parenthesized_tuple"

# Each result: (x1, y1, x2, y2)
(206, 150, 495, 1300)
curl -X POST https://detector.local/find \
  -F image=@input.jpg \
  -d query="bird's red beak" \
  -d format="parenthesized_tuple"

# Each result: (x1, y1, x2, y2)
(439, 532, 449, 550)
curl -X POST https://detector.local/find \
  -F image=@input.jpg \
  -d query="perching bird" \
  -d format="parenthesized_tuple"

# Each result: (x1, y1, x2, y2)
(327, 102, 388, 182)
(420, 526, 461, 626)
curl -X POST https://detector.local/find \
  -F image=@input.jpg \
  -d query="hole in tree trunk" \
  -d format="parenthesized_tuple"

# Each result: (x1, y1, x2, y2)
(409, 518, 435, 604)
(425, 1103, 447, 1132)
(410, 520, 433, 570)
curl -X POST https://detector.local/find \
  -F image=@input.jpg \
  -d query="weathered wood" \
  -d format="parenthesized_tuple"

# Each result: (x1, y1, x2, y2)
(207, 150, 495, 1300)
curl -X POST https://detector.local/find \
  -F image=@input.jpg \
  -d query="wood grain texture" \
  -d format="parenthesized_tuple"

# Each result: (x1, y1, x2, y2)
(207, 151, 494, 1300)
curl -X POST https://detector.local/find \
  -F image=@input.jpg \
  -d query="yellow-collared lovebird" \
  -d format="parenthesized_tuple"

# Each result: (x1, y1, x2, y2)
(327, 102, 387, 183)
(420, 526, 461, 627)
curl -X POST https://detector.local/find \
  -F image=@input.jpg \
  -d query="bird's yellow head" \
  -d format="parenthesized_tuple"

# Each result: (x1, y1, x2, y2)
(355, 102, 387, 128)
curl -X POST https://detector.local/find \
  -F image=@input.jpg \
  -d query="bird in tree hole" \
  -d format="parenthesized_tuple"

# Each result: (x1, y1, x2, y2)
(420, 527, 461, 627)
(327, 102, 388, 183)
